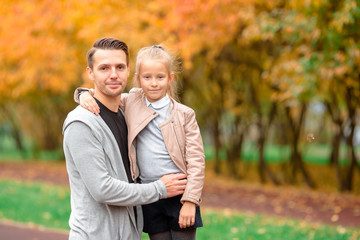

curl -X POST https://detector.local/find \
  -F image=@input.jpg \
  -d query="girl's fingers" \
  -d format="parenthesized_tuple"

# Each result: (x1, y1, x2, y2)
(90, 100, 100, 114)
(179, 217, 194, 229)
(84, 99, 99, 115)
(90, 106, 98, 115)
(81, 100, 100, 115)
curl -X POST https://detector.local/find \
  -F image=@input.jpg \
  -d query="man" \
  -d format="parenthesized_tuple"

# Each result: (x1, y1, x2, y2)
(62, 38, 187, 240)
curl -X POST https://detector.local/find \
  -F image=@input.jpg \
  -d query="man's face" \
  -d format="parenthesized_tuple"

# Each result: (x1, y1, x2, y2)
(87, 49, 129, 98)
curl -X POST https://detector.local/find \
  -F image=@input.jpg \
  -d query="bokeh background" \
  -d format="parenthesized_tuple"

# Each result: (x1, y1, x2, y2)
(0, 0, 360, 239)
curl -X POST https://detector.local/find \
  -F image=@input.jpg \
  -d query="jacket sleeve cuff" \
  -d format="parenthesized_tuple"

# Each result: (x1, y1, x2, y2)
(74, 87, 90, 103)
(180, 194, 201, 206)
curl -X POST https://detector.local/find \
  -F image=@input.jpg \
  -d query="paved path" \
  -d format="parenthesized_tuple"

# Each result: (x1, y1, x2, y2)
(0, 221, 68, 240)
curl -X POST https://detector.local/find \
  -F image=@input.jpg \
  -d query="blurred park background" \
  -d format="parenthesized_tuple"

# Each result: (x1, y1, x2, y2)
(0, 0, 360, 239)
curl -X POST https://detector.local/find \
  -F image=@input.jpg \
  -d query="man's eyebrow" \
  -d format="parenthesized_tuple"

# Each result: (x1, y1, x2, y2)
(97, 62, 126, 67)
(97, 63, 110, 67)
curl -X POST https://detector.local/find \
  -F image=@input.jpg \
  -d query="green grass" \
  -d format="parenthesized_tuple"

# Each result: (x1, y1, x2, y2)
(0, 149, 63, 161)
(195, 211, 360, 240)
(0, 180, 359, 239)
(0, 180, 70, 230)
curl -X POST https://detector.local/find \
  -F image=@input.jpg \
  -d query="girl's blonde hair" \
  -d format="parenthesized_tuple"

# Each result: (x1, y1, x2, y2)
(133, 45, 180, 102)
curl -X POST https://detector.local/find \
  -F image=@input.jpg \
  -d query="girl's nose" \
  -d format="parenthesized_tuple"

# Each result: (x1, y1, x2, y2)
(150, 78, 158, 86)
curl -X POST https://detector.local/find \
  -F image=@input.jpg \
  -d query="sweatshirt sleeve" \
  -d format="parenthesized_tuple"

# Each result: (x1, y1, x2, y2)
(63, 121, 167, 206)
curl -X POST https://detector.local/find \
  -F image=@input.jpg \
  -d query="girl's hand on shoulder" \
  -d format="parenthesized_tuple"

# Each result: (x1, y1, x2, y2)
(179, 201, 196, 229)
(80, 92, 100, 115)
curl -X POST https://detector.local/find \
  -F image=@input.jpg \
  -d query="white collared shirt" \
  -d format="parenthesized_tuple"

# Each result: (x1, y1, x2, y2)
(137, 94, 181, 183)
(145, 94, 172, 125)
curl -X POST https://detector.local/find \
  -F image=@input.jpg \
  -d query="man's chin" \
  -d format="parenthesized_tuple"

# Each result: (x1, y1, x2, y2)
(105, 89, 123, 97)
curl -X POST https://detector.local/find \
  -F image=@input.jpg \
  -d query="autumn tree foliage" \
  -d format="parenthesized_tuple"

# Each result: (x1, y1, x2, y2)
(0, 0, 84, 154)
(1, 0, 359, 190)
(286, 0, 360, 191)
(244, 0, 360, 190)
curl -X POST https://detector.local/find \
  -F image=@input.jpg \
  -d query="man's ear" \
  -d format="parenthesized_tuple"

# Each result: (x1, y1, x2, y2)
(86, 67, 94, 81)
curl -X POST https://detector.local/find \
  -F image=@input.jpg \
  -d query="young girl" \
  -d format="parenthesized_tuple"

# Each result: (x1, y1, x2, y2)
(76, 45, 205, 240)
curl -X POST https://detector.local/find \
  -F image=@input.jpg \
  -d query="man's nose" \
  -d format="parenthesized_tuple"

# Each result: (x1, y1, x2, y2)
(110, 68, 118, 78)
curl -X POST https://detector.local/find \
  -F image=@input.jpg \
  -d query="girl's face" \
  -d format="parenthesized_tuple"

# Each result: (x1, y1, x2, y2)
(136, 59, 174, 103)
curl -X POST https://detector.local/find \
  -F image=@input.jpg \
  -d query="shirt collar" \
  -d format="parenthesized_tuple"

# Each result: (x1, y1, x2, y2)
(145, 94, 170, 109)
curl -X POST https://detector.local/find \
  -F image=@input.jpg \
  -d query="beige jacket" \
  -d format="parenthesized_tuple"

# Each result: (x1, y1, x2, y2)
(75, 87, 205, 205)
(121, 88, 205, 205)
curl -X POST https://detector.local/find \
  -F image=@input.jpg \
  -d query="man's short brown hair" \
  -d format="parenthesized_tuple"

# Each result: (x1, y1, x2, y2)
(87, 38, 129, 69)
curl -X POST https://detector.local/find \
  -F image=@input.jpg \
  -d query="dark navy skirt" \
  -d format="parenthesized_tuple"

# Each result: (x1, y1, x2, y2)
(142, 195, 203, 233)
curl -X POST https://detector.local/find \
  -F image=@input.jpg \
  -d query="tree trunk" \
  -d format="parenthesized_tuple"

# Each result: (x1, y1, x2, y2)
(249, 78, 279, 185)
(257, 130, 280, 185)
(332, 127, 346, 191)
(213, 116, 221, 175)
(343, 88, 357, 191)
(329, 128, 341, 166)
(292, 142, 316, 188)
(325, 101, 347, 191)
(285, 104, 316, 188)
(258, 134, 266, 183)
(10, 119, 25, 156)
(344, 138, 357, 191)
(1, 105, 26, 158)
(226, 130, 244, 178)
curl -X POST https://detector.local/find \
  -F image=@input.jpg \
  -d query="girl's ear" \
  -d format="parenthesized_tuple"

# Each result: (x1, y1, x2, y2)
(86, 67, 94, 81)
(169, 73, 175, 83)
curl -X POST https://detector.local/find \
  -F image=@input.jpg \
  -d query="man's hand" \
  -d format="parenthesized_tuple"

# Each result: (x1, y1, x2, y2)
(160, 173, 187, 198)
(179, 201, 196, 229)
(79, 91, 100, 115)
